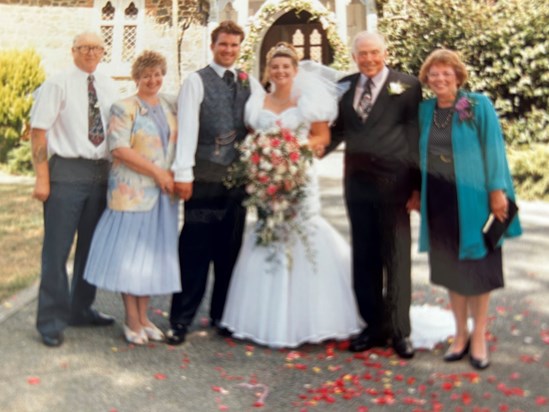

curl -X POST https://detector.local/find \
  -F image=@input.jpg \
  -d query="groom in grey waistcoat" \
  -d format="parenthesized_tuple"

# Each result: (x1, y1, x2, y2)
(168, 20, 260, 345)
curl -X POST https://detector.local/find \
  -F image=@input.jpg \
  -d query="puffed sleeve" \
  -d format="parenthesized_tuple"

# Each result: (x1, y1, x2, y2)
(107, 100, 134, 151)
(244, 87, 266, 130)
(294, 61, 340, 124)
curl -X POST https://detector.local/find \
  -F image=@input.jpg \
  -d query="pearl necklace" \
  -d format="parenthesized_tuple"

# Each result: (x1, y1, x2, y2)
(433, 107, 454, 129)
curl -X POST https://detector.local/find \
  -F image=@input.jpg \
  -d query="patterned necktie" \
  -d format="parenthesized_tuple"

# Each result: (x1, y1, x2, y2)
(223, 70, 235, 94)
(88, 74, 105, 146)
(357, 78, 374, 122)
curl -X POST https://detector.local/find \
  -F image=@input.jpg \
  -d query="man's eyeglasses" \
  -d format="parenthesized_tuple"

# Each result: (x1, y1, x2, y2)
(75, 45, 104, 54)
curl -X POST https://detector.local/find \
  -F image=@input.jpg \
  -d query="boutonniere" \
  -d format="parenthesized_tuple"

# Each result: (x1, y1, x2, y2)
(139, 105, 148, 116)
(455, 95, 475, 123)
(387, 81, 409, 95)
(238, 71, 250, 88)
(94, 102, 100, 109)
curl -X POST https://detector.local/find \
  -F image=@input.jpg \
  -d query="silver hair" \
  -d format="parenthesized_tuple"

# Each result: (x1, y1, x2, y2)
(352, 31, 387, 55)
(72, 32, 105, 48)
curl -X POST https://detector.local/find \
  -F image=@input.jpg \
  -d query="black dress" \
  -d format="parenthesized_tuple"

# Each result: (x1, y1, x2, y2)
(427, 107, 503, 295)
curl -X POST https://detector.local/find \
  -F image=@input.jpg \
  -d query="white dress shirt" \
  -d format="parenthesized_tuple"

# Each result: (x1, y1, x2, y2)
(172, 61, 261, 182)
(353, 66, 389, 110)
(30, 65, 118, 160)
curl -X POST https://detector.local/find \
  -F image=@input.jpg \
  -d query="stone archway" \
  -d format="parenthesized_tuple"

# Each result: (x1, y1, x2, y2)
(239, 0, 350, 77)
(259, 10, 334, 80)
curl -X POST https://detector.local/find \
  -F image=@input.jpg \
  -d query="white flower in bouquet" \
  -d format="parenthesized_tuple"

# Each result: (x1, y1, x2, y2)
(260, 159, 273, 171)
(246, 183, 256, 194)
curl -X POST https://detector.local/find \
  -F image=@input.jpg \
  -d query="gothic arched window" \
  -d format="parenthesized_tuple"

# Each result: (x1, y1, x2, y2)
(97, 0, 143, 76)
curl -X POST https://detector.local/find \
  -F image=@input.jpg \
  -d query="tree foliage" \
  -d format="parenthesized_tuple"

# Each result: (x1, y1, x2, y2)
(0, 49, 45, 164)
(379, 0, 549, 127)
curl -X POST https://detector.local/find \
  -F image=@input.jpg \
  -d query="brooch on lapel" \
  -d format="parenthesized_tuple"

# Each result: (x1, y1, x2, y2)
(387, 81, 409, 95)
(455, 95, 475, 123)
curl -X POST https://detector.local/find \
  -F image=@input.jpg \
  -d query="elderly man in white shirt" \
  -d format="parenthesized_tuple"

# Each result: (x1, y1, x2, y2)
(30, 32, 118, 347)
(167, 20, 261, 345)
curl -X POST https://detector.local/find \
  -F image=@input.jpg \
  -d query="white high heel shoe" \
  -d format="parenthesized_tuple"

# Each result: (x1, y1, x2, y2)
(143, 323, 165, 342)
(123, 324, 148, 345)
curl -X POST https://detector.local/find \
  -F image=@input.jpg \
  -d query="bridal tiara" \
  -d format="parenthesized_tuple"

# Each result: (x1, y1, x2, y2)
(268, 43, 299, 62)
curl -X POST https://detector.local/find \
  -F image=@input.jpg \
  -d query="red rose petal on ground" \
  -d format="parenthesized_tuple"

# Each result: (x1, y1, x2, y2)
(462, 392, 472, 405)
(442, 382, 454, 391)
(509, 372, 520, 380)
(154, 373, 167, 380)
(27, 377, 40, 385)
(224, 338, 236, 347)
(520, 354, 539, 363)
(253, 401, 264, 407)
(536, 396, 548, 405)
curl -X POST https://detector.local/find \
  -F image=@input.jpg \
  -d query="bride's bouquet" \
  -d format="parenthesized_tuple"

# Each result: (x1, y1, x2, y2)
(224, 123, 313, 246)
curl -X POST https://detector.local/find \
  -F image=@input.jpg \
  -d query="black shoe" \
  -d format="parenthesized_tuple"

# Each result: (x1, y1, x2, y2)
(349, 331, 386, 352)
(443, 339, 470, 362)
(210, 319, 233, 337)
(216, 326, 233, 337)
(392, 337, 415, 359)
(70, 309, 115, 327)
(469, 354, 490, 370)
(166, 325, 187, 345)
(42, 332, 64, 347)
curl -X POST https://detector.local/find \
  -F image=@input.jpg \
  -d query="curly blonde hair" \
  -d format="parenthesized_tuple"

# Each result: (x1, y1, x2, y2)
(131, 50, 167, 82)
(418, 49, 468, 87)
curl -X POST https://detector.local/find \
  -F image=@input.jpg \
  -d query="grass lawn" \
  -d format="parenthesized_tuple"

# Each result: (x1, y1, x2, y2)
(0, 184, 43, 302)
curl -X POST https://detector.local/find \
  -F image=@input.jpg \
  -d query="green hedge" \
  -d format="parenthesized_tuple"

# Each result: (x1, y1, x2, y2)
(0, 49, 45, 168)
(508, 145, 549, 200)
(379, 0, 549, 124)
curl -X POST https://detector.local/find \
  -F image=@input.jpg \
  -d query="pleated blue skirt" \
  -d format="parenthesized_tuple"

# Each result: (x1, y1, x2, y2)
(84, 194, 181, 296)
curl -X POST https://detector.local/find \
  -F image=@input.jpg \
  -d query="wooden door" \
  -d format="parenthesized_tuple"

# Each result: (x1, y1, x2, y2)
(259, 10, 333, 82)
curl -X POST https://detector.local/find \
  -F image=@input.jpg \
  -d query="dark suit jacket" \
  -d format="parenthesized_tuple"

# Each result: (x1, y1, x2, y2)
(329, 68, 422, 203)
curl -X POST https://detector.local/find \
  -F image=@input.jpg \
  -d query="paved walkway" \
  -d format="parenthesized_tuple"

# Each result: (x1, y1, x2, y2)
(1, 157, 548, 412)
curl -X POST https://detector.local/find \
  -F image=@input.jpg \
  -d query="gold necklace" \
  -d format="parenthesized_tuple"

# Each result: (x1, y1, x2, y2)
(433, 107, 454, 128)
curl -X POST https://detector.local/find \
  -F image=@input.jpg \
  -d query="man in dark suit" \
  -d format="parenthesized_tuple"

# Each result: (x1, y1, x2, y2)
(327, 31, 422, 358)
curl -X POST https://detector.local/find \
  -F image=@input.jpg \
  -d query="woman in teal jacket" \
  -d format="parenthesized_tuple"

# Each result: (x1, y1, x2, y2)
(417, 49, 521, 370)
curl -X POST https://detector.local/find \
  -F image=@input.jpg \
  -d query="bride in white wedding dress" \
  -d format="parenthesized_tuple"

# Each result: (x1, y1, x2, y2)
(221, 43, 456, 351)
(221, 43, 362, 348)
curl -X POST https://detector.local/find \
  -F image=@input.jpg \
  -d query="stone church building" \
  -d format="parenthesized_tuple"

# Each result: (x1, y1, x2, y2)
(0, 0, 379, 92)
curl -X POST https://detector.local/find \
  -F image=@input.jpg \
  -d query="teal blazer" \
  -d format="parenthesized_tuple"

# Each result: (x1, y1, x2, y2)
(418, 91, 522, 259)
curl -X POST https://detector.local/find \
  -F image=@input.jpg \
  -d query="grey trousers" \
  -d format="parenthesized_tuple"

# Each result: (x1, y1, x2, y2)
(36, 156, 109, 337)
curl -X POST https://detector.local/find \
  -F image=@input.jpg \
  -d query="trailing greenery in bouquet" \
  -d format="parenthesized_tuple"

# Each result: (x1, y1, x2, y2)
(224, 123, 313, 246)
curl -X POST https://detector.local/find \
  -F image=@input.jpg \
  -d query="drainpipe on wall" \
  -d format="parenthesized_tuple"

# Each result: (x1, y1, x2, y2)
(361, 0, 378, 32)
(172, 0, 180, 84)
